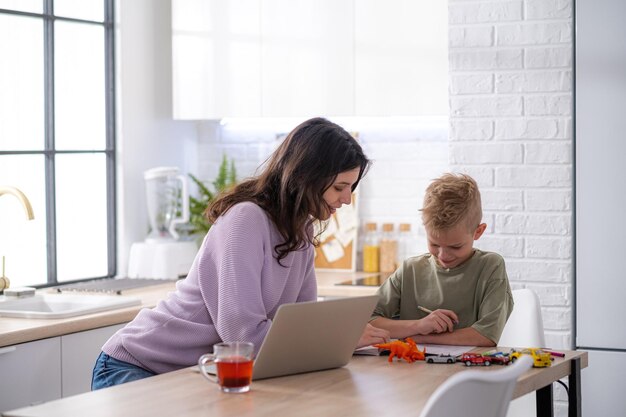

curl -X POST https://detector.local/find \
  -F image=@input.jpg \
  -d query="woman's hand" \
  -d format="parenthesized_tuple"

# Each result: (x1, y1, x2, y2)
(356, 323, 391, 348)
(417, 309, 458, 334)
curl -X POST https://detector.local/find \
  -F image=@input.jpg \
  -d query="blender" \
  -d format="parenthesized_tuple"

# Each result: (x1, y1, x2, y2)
(144, 166, 189, 242)
(128, 167, 198, 279)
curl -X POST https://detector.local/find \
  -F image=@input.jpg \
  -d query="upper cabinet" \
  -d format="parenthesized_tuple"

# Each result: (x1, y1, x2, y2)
(354, 0, 448, 116)
(261, 0, 354, 117)
(172, 0, 262, 119)
(172, 0, 448, 119)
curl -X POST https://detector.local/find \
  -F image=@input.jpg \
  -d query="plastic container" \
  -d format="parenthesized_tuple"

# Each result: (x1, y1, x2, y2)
(362, 222, 380, 272)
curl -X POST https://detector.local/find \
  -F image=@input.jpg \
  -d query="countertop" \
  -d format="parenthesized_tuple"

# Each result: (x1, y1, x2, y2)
(0, 271, 380, 348)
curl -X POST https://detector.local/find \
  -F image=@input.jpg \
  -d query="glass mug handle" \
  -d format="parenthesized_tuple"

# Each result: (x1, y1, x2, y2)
(198, 353, 218, 383)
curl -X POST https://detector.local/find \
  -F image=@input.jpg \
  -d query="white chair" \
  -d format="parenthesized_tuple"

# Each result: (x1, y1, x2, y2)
(499, 288, 546, 417)
(499, 288, 546, 348)
(419, 355, 534, 417)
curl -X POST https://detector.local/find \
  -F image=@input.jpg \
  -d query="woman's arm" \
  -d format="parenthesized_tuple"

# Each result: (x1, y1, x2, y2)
(297, 245, 317, 302)
(200, 203, 273, 351)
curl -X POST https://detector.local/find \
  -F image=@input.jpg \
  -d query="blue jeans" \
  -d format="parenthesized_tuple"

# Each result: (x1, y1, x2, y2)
(91, 351, 156, 390)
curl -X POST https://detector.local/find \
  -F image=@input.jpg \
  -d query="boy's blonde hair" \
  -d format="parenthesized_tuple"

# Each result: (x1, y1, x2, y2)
(421, 173, 482, 233)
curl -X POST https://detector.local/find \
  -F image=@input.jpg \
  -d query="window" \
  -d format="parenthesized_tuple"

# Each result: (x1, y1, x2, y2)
(0, 0, 115, 288)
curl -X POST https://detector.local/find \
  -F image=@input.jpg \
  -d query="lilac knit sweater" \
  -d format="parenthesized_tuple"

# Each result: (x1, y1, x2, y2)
(102, 202, 317, 374)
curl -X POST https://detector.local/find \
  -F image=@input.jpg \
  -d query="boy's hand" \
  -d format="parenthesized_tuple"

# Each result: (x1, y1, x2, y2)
(418, 309, 458, 334)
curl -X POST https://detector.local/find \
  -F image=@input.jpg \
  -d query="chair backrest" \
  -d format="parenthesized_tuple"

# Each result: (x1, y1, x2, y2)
(499, 288, 546, 348)
(419, 355, 534, 417)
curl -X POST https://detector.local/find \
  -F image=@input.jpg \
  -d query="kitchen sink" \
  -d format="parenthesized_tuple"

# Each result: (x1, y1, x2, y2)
(0, 292, 142, 319)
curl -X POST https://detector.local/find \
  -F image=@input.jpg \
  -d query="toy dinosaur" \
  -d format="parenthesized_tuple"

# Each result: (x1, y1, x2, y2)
(374, 337, 426, 363)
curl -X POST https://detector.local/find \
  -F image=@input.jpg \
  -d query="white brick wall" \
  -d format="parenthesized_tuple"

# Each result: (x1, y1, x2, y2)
(449, 1, 573, 413)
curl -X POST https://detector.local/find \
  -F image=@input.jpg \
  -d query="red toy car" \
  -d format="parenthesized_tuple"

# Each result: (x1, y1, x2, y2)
(485, 353, 511, 366)
(461, 353, 492, 366)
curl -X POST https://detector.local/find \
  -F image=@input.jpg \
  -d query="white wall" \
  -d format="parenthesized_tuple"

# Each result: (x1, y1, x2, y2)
(115, 0, 198, 275)
(448, 1, 573, 415)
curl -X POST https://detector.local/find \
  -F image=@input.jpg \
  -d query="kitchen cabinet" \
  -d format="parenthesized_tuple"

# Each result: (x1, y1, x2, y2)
(0, 338, 62, 413)
(260, 0, 354, 117)
(171, 0, 448, 119)
(581, 350, 626, 416)
(576, 0, 626, 414)
(0, 323, 126, 412)
(354, 0, 448, 116)
(61, 323, 126, 396)
(172, 0, 262, 119)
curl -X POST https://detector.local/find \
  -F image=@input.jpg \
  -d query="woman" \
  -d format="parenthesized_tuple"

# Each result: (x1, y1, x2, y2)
(92, 117, 389, 389)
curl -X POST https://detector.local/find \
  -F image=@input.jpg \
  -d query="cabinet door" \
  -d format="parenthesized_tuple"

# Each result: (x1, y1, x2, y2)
(60, 323, 126, 396)
(172, 0, 262, 119)
(261, 0, 354, 117)
(354, 0, 448, 116)
(582, 350, 626, 416)
(0, 338, 62, 413)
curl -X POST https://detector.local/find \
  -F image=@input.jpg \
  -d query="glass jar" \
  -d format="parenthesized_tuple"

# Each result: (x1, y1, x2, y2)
(362, 222, 380, 272)
(379, 223, 398, 273)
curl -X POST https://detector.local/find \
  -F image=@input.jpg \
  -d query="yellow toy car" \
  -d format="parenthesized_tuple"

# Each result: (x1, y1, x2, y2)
(509, 348, 553, 368)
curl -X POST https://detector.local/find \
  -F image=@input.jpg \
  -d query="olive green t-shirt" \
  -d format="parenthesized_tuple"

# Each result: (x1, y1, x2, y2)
(371, 249, 513, 344)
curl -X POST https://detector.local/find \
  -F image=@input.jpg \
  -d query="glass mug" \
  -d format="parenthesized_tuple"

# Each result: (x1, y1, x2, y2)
(198, 342, 254, 393)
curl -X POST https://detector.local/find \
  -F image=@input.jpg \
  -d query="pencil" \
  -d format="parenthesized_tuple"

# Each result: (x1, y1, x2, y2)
(417, 305, 433, 314)
(418, 305, 459, 325)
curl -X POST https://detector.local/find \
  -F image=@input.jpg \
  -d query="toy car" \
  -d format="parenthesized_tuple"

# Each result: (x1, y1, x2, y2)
(460, 353, 491, 366)
(425, 354, 457, 364)
(485, 352, 511, 366)
(509, 348, 553, 368)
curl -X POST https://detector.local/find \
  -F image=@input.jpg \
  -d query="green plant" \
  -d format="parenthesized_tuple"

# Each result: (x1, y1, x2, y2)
(187, 155, 237, 237)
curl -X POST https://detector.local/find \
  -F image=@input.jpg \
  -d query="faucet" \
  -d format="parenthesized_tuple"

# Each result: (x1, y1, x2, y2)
(0, 186, 35, 220)
(0, 186, 35, 291)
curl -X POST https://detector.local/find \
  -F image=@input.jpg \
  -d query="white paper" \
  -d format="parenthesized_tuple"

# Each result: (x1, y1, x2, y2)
(353, 343, 475, 358)
(336, 204, 357, 231)
(334, 226, 356, 247)
(421, 344, 475, 357)
(353, 345, 381, 356)
(320, 239, 345, 263)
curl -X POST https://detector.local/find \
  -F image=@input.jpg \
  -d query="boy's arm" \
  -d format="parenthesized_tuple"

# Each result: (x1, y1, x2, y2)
(370, 308, 458, 340)
(408, 327, 496, 347)
(369, 317, 421, 339)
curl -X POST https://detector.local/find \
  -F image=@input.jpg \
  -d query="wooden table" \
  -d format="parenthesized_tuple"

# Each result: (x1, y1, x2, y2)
(2, 349, 587, 417)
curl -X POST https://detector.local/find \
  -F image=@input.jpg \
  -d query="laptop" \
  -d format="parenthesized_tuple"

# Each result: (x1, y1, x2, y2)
(251, 295, 378, 380)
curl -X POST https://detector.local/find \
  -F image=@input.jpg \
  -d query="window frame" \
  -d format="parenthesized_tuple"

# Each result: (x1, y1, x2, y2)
(0, 0, 116, 287)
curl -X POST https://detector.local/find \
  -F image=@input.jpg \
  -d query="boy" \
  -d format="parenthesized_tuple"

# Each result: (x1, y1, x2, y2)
(370, 173, 513, 346)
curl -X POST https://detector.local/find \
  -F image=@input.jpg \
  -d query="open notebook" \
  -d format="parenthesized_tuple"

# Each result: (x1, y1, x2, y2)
(354, 342, 475, 357)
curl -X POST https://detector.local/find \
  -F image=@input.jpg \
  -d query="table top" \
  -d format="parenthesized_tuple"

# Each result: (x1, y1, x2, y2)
(3, 349, 588, 417)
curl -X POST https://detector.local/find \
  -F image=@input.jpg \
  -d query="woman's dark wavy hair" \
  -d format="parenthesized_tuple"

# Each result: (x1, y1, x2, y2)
(207, 117, 371, 264)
